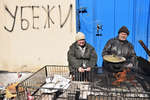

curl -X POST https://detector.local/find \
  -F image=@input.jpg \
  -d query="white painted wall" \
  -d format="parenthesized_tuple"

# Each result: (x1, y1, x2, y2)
(0, 0, 76, 71)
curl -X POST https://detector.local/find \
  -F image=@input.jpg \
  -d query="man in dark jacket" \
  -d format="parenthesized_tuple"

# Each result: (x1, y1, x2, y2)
(67, 32, 98, 81)
(102, 26, 137, 73)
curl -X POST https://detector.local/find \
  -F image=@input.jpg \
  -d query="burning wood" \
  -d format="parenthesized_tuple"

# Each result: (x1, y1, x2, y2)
(112, 68, 136, 86)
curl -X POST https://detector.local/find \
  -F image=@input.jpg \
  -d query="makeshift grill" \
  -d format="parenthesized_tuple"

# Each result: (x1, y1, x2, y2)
(16, 65, 150, 100)
(90, 72, 150, 100)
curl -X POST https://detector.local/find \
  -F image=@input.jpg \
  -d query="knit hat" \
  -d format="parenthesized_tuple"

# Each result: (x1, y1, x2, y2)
(75, 32, 85, 41)
(118, 26, 129, 35)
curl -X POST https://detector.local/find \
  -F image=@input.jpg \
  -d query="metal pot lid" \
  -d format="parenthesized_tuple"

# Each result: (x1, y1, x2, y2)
(103, 55, 126, 63)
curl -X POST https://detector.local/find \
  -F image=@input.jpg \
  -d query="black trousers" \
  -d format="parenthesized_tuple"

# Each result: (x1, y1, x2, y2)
(137, 56, 150, 75)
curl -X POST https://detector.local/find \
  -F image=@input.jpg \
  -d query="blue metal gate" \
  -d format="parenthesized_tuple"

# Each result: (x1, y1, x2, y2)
(76, 0, 150, 66)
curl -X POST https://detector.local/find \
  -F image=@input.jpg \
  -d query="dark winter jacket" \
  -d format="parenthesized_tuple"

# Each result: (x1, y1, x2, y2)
(67, 42, 97, 74)
(102, 37, 137, 72)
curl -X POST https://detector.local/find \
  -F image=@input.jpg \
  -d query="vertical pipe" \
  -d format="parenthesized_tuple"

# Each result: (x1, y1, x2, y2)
(76, 0, 80, 32)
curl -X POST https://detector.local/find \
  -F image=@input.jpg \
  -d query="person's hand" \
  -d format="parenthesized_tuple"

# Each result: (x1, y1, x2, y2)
(78, 67, 85, 72)
(86, 67, 91, 71)
(126, 63, 133, 68)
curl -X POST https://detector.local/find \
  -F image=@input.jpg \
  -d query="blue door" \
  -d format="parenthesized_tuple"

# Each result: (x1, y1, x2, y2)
(76, 0, 150, 66)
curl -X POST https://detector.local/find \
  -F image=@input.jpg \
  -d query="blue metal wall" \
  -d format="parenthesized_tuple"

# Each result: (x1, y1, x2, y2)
(76, 0, 150, 66)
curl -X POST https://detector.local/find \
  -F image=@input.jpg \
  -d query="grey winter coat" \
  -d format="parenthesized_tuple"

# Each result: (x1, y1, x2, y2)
(67, 42, 97, 74)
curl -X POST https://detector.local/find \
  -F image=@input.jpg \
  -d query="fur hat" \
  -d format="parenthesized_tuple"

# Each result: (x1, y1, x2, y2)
(75, 32, 85, 41)
(118, 26, 129, 35)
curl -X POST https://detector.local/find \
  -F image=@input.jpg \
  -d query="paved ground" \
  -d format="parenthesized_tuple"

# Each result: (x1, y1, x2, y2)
(0, 72, 32, 87)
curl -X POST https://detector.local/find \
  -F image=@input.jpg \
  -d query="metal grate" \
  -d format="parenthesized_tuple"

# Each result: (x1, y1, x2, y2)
(16, 65, 150, 100)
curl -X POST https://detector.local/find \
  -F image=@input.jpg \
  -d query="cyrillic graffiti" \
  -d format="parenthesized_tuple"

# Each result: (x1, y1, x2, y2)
(4, 4, 72, 32)
(4, 6, 18, 32)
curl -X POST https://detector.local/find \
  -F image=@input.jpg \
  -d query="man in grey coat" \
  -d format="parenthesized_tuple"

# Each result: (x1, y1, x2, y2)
(67, 32, 98, 81)
(102, 26, 137, 73)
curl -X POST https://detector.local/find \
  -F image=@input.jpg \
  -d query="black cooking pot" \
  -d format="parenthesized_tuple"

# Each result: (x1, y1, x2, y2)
(102, 60, 126, 73)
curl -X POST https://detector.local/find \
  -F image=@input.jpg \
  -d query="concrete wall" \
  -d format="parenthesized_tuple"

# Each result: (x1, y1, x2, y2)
(0, 0, 76, 71)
